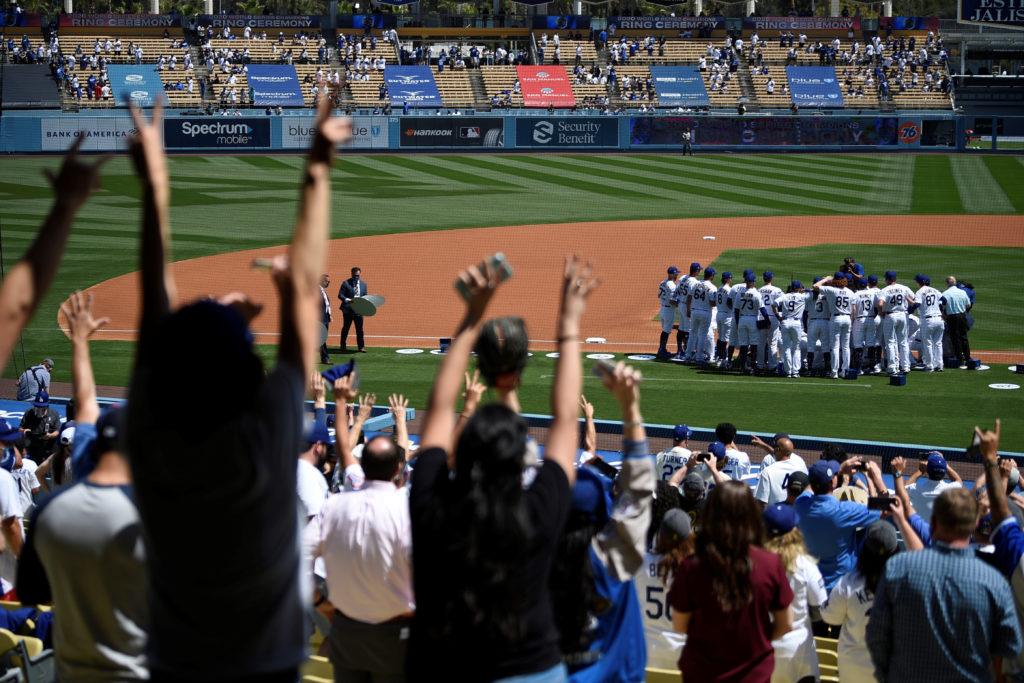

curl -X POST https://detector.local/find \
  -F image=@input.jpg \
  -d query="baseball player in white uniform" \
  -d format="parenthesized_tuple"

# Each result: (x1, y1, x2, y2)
(687, 267, 718, 364)
(772, 281, 808, 378)
(655, 424, 693, 482)
(714, 271, 734, 369)
(913, 274, 944, 372)
(862, 275, 885, 373)
(732, 271, 764, 375)
(876, 270, 916, 375)
(679, 262, 702, 361)
(657, 266, 682, 359)
(813, 272, 855, 379)
(804, 276, 831, 377)
(851, 276, 875, 373)
(758, 271, 784, 371)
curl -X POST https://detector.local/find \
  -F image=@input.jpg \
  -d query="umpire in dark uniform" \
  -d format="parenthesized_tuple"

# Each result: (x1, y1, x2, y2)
(338, 267, 367, 353)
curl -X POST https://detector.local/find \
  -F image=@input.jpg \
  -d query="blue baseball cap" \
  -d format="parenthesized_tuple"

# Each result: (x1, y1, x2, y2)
(722, 271, 732, 280)
(763, 503, 799, 538)
(33, 390, 49, 408)
(667, 266, 680, 275)
(808, 459, 841, 488)
(0, 420, 19, 443)
(885, 270, 898, 281)
(708, 440, 727, 460)
(673, 424, 693, 442)
(571, 465, 614, 524)
(914, 274, 930, 285)
(833, 271, 848, 281)
(705, 267, 716, 277)
(812, 276, 824, 284)
(790, 280, 802, 290)
(857, 277, 868, 288)
(926, 451, 947, 477)
(690, 262, 702, 272)
(763, 270, 774, 280)
(744, 272, 757, 283)
(867, 274, 878, 285)
(304, 420, 333, 445)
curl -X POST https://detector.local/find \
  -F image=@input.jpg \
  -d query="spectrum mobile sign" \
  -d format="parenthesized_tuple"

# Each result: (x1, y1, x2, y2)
(163, 118, 271, 149)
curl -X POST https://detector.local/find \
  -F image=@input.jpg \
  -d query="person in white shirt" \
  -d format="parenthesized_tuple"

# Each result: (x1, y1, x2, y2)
(297, 418, 331, 520)
(687, 267, 718, 364)
(813, 273, 856, 378)
(754, 438, 808, 507)
(912, 274, 944, 372)
(715, 422, 750, 482)
(875, 270, 916, 375)
(636, 507, 693, 670)
(764, 504, 826, 683)
(655, 424, 693, 483)
(772, 281, 809, 378)
(905, 451, 962, 521)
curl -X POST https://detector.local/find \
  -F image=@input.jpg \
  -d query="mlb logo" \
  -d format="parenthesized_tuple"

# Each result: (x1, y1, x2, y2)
(460, 127, 481, 138)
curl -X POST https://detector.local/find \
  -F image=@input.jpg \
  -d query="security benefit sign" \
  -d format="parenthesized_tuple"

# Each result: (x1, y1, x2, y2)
(650, 66, 710, 109)
(786, 66, 844, 109)
(106, 65, 165, 108)
(383, 66, 442, 108)
(958, 0, 1024, 28)
(516, 66, 575, 108)
(515, 117, 619, 148)
(399, 118, 504, 148)
(247, 65, 304, 107)
(163, 118, 271, 149)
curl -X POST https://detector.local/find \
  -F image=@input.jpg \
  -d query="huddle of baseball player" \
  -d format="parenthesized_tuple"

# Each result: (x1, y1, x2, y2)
(656, 262, 964, 378)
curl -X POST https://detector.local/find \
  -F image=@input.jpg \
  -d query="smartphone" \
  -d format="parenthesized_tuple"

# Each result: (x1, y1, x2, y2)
(696, 452, 710, 462)
(854, 462, 869, 472)
(967, 430, 983, 461)
(867, 496, 894, 511)
(591, 359, 617, 381)
(586, 457, 620, 481)
(455, 252, 513, 301)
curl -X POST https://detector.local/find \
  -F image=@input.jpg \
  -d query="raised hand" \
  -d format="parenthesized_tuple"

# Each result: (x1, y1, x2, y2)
(558, 255, 601, 335)
(461, 370, 486, 415)
(975, 420, 1001, 467)
(44, 135, 110, 209)
(331, 374, 359, 402)
(60, 290, 109, 343)
(599, 360, 642, 409)
(579, 394, 594, 419)
(456, 261, 503, 321)
(127, 99, 168, 197)
(309, 96, 353, 163)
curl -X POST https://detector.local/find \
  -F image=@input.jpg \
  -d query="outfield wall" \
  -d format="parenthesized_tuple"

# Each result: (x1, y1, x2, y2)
(0, 110, 962, 153)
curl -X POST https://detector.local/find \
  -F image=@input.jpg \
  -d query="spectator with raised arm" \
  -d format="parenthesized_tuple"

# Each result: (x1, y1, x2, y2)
(125, 98, 351, 682)
(407, 255, 598, 681)
(903, 451, 962, 521)
(0, 137, 108, 376)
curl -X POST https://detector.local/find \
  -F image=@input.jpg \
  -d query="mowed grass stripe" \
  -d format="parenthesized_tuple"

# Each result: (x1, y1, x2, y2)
(554, 154, 850, 213)
(983, 156, 1024, 213)
(950, 156, 1015, 214)
(911, 156, 964, 214)
(374, 155, 519, 188)
(690, 156, 881, 191)
(230, 155, 300, 171)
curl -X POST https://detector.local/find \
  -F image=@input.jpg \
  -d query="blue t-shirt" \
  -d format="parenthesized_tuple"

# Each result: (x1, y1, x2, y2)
(794, 493, 880, 590)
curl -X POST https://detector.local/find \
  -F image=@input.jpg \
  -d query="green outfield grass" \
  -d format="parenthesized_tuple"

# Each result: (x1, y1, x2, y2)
(2, 153, 1022, 451)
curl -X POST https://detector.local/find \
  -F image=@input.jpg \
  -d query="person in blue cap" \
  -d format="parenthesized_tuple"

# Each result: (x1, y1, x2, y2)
(862, 274, 884, 374)
(804, 276, 831, 377)
(657, 266, 682, 359)
(758, 270, 784, 373)
(813, 272, 856, 379)
(851, 276, 875, 374)
(676, 262, 703, 361)
(715, 271, 735, 369)
(876, 271, 916, 375)
(656, 424, 692, 483)
(771, 281, 808, 378)
(733, 270, 763, 375)
(913, 274, 944, 372)
(687, 266, 718, 364)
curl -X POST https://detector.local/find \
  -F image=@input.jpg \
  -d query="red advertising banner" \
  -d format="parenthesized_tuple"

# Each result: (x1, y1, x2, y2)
(516, 65, 575, 108)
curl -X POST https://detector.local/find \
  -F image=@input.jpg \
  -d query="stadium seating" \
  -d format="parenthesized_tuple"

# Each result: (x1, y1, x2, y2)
(480, 65, 524, 107)
(614, 66, 657, 107)
(159, 70, 201, 107)
(346, 71, 387, 109)
(749, 68, 792, 109)
(433, 69, 476, 108)
(60, 35, 182, 64)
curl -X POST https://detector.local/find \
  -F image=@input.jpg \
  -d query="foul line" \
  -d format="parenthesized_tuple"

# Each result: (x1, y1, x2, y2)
(541, 374, 876, 388)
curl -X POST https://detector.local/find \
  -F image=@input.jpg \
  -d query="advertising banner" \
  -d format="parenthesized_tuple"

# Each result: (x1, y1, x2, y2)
(515, 117, 618, 148)
(880, 16, 941, 30)
(957, 0, 1024, 29)
(516, 65, 575, 108)
(337, 14, 401, 27)
(787, 66, 844, 109)
(629, 116, 900, 147)
(650, 66, 710, 108)
(163, 118, 271, 149)
(742, 16, 860, 30)
(281, 115, 389, 149)
(609, 16, 722, 30)
(40, 117, 138, 151)
(200, 15, 320, 29)
(897, 119, 923, 147)
(106, 65, 165, 108)
(59, 13, 181, 27)
(531, 15, 591, 30)
(247, 65, 304, 107)
(383, 66, 443, 108)
(399, 118, 504, 148)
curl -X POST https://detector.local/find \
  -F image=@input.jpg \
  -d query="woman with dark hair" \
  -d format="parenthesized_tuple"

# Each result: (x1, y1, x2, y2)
(407, 255, 599, 682)
(821, 520, 902, 682)
(668, 481, 794, 681)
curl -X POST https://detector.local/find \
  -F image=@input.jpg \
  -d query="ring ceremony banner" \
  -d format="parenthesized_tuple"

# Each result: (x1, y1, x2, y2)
(787, 66, 844, 109)
(516, 65, 575, 108)
(650, 66, 710, 109)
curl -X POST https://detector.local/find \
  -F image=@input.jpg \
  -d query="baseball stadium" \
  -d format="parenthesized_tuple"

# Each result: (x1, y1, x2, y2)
(0, 0, 1023, 680)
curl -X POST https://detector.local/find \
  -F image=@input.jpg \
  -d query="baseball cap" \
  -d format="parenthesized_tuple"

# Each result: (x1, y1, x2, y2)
(763, 270, 774, 280)
(786, 471, 810, 498)
(305, 420, 333, 445)
(690, 262, 702, 272)
(571, 465, 614, 524)
(705, 267, 716, 277)
(93, 406, 125, 457)
(667, 266, 680, 275)
(33, 390, 49, 408)
(744, 272, 757, 283)
(672, 424, 693, 442)
(833, 271, 847, 281)
(808, 459, 840, 488)
(59, 426, 76, 446)
(0, 420, 19, 443)
(1008, 468, 1021, 494)
(867, 274, 878, 285)
(862, 520, 898, 556)
(926, 451, 947, 477)
(660, 508, 692, 543)
(682, 472, 706, 501)
(857, 277, 868, 288)
(42, 358, 54, 369)
(763, 503, 799, 538)
(885, 270, 897, 281)
(0, 449, 13, 472)
(812, 276, 824, 284)
(914, 274, 930, 285)
(708, 440, 727, 460)
(721, 271, 732, 280)
(790, 280, 802, 290)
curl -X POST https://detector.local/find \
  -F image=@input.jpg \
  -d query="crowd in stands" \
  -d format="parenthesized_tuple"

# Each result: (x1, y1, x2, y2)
(0, 103, 1021, 682)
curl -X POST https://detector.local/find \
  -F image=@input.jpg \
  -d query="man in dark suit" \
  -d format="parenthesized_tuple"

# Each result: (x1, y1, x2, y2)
(338, 267, 367, 352)
(319, 274, 332, 364)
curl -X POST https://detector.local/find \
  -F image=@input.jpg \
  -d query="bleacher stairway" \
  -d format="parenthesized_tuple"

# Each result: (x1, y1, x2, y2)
(468, 69, 489, 109)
